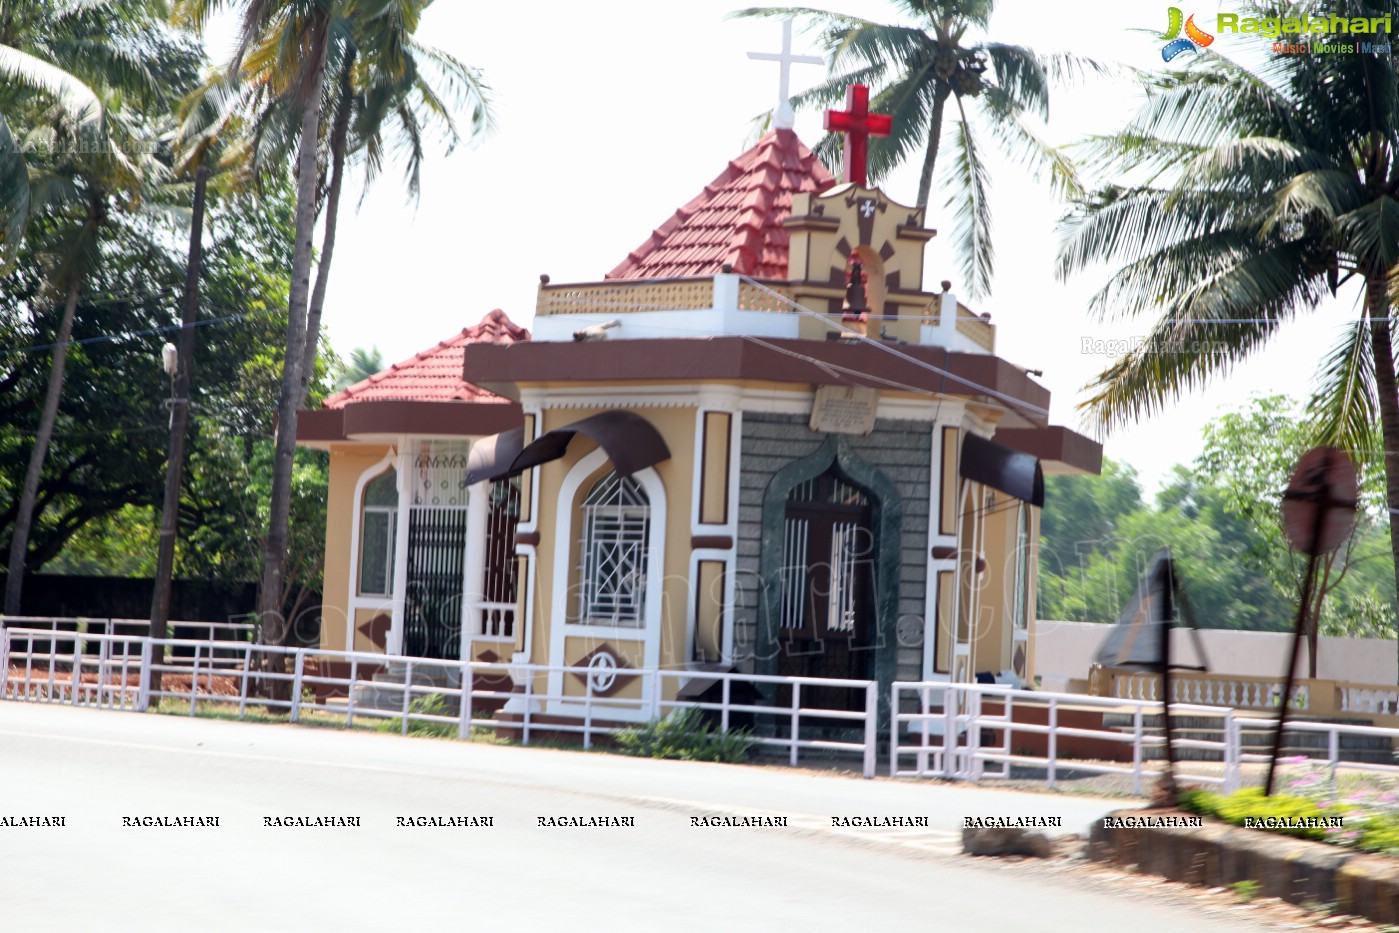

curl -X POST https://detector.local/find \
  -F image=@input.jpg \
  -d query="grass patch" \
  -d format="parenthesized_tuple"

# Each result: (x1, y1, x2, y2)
(1230, 879, 1260, 903)
(374, 693, 458, 738)
(614, 708, 754, 764)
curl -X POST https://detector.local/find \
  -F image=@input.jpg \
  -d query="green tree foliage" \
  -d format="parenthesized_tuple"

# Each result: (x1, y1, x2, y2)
(1056, 2, 1399, 670)
(1039, 397, 1395, 643)
(0, 179, 330, 616)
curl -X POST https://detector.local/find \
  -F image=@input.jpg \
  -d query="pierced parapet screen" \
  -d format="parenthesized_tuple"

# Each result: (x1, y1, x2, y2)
(412, 440, 470, 507)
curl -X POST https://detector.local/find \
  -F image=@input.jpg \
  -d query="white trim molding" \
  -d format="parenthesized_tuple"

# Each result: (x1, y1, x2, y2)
(545, 445, 667, 719)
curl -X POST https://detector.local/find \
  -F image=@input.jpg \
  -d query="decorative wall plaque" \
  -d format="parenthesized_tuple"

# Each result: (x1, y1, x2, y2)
(809, 385, 878, 435)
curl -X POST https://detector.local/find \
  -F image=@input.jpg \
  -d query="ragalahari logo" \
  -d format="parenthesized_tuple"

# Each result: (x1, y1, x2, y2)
(1161, 7, 1215, 60)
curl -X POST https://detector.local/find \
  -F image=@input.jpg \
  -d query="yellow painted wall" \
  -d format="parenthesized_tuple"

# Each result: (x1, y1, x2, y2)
(976, 493, 1012, 673)
(322, 444, 393, 652)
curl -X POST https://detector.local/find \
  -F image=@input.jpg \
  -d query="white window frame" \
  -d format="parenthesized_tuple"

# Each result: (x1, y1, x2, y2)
(357, 467, 398, 598)
(577, 471, 650, 627)
(345, 452, 401, 653)
(547, 445, 667, 721)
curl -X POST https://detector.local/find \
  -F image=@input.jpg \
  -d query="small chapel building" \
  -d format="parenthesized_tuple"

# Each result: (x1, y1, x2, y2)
(297, 85, 1101, 730)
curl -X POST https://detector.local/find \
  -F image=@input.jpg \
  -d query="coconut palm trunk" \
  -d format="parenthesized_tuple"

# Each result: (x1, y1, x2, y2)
(4, 270, 85, 615)
(915, 87, 949, 210)
(1364, 269, 1399, 680)
(148, 164, 209, 691)
(256, 32, 328, 649)
(299, 51, 354, 402)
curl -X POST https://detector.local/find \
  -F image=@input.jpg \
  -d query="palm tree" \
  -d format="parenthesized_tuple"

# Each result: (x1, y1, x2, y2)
(296, 15, 490, 398)
(174, 0, 488, 648)
(335, 346, 383, 389)
(736, 1, 1095, 297)
(149, 70, 252, 650)
(174, 0, 341, 643)
(1056, 2, 1399, 676)
(229, 3, 490, 404)
(0, 0, 119, 259)
(1, 0, 193, 614)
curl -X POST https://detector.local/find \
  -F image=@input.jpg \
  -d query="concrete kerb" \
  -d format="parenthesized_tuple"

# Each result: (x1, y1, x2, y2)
(1089, 809, 1399, 924)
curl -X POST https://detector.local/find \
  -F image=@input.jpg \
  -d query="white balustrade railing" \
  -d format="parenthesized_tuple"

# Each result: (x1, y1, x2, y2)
(1108, 668, 1308, 711)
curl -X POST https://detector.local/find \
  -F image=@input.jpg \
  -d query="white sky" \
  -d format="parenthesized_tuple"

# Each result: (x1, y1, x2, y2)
(222, 0, 1360, 496)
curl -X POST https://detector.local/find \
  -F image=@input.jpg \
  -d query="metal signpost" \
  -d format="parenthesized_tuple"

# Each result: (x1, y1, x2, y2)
(1264, 446, 1358, 796)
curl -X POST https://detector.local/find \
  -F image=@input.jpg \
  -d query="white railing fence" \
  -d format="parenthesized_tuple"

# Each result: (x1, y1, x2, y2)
(8, 628, 1397, 792)
(892, 681, 1398, 795)
(1, 629, 878, 777)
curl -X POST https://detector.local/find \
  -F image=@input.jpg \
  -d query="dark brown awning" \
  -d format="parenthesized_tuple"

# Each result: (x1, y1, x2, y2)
(960, 432, 1044, 507)
(465, 426, 524, 486)
(505, 411, 671, 479)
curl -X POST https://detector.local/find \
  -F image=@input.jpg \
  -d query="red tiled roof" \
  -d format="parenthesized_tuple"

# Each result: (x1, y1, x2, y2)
(607, 128, 835, 280)
(322, 309, 529, 409)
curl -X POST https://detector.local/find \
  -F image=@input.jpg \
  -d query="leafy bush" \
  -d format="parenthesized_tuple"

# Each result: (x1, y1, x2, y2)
(1180, 787, 1399, 855)
(376, 693, 457, 738)
(613, 708, 754, 763)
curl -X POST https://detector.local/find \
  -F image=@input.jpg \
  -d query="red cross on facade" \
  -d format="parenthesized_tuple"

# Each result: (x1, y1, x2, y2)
(824, 84, 891, 187)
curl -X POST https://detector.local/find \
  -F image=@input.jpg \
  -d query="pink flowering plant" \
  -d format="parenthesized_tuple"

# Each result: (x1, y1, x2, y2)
(1179, 758, 1399, 855)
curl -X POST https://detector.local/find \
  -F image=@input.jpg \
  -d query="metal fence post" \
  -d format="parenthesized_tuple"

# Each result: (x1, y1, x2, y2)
(401, 659, 414, 735)
(1222, 710, 1239, 794)
(0, 628, 10, 703)
(721, 677, 731, 733)
(584, 676, 594, 751)
(68, 635, 81, 706)
(190, 643, 204, 716)
(790, 681, 802, 767)
(237, 644, 252, 720)
(290, 651, 306, 723)
(863, 682, 877, 779)
(1132, 706, 1144, 797)
(942, 685, 956, 779)
(137, 639, 152, 712)
(1047, 697, 1058, 791)
(458, 660, 472, 741)
(890, 684, 902, 778)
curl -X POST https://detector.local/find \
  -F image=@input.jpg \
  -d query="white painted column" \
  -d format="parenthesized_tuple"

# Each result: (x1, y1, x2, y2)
(389, 441, 413, 656)
(459, 479, 489, 661)
(712, 272, 741, 313)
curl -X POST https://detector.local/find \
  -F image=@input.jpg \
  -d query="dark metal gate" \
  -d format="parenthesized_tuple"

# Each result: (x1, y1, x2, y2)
(403, 507, 468, 659)
(775, 470, 875, 714)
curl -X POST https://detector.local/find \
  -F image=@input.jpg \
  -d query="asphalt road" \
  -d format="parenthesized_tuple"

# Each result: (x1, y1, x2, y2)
(0, 703, 1280, 932)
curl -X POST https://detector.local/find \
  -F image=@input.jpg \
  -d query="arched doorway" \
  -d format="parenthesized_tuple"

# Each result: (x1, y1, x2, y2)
(757, 435, 902, 726)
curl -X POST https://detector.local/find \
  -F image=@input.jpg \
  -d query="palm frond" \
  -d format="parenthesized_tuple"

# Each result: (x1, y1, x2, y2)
(0, 44, 103, 127)
(1307, 319, 1378, 457)
(0, 117, 30, 265)
(944, 102, 992, 298)
(978, 43, 1049, 119)
(1337, 197, 1399, 272)
(979, 85, 1081, 199)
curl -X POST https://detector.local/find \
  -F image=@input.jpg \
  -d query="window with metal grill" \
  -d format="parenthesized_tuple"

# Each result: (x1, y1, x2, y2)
(577, 471, 650, 626)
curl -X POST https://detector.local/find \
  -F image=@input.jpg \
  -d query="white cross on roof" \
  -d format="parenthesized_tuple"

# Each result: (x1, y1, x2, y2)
(747, 19, 823, 130)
